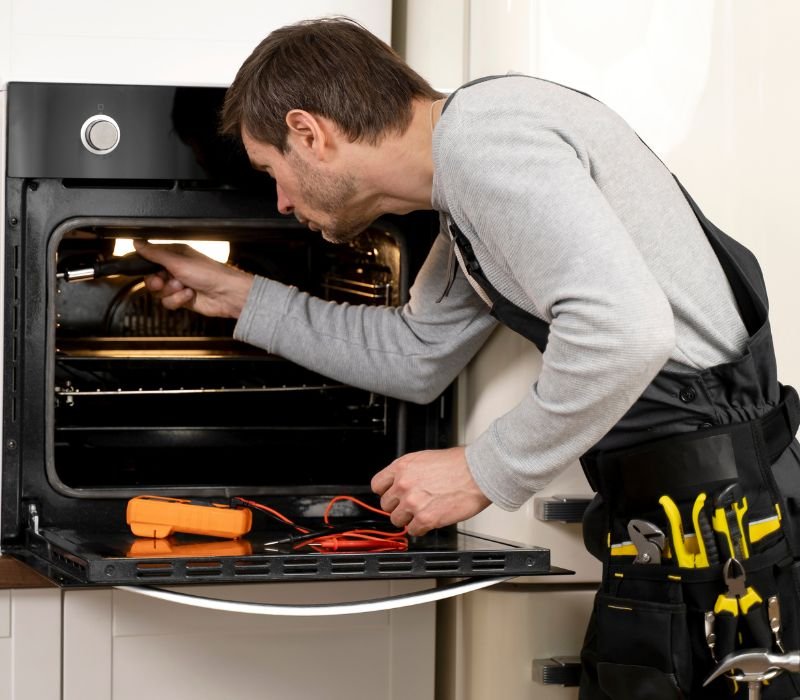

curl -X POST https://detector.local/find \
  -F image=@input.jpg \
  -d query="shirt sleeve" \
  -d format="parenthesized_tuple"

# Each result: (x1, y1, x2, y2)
(438, 104, 676, 510)
(234, 230, 498, 404)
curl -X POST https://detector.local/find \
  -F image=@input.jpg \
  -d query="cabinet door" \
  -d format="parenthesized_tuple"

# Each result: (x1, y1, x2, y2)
(440, 584, 595, 700)
(0, 589, 62, 700)
(64, 580, 435, 700)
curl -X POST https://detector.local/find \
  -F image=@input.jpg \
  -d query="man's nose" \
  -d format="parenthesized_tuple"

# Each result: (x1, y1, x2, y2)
(276, 183, 294, 216)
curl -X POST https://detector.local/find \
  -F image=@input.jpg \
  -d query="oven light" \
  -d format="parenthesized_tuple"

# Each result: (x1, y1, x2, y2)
(112, 238, 230, 263)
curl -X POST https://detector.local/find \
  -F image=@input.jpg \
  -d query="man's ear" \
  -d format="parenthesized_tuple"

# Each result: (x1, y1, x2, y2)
(285, 110, 336, 162)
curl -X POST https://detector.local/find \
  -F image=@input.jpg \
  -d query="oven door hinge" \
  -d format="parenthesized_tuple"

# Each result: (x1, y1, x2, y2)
(26, 502, 41, 536)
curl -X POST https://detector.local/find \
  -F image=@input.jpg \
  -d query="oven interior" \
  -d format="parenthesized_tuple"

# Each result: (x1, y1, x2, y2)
(52, 222, 405, 495)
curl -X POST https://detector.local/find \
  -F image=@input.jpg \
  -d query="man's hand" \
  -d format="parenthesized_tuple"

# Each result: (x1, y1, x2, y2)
(371, 447, 491, 536)
(134, 240, 254, 319)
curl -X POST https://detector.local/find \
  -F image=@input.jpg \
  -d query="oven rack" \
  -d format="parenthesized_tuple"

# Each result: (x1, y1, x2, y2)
(321, 274, 392, 303)
(54, 382, 352, 398)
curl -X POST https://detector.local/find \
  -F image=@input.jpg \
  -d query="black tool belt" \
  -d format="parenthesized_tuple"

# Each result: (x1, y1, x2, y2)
(578, 386, 800, 699)
(581, 384, 800, 517)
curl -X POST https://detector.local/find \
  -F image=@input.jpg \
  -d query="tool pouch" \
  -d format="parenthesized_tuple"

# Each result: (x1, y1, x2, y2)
(581, 390, 800, 699)
(582, 385, 800, 556)
(593, 582, 691, 698)
(683, 541, 798, 697)
(591, 537, 800, 699)
(592, 558, 694, 699)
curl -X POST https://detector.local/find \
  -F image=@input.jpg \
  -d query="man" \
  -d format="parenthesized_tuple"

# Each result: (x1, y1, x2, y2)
(136, 17, 800, 699)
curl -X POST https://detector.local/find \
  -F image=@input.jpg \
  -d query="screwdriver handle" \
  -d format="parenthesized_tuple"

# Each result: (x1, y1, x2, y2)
(692, 493, 719, 567)
(697, 508, 720, 565)
(94, 253, 164, 278)
(741, 602, 772, 649)
(713, 608, 738, 660)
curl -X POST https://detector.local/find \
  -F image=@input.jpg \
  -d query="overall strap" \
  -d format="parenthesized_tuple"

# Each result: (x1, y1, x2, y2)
(440, 75, 553, 352)
(439, 74, 769, 347)
(672, 178, 768, 336)
(448, 221, 550, 352)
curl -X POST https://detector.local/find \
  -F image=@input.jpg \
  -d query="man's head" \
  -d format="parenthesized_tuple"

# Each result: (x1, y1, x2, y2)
(221, 16, 440, 152)
(221, 17, 441, 243)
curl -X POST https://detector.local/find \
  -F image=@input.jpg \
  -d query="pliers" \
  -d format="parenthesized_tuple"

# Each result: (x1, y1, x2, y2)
(713, 558, 772, 659)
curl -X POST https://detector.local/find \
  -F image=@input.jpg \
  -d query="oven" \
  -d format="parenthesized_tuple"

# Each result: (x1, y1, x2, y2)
(1, 81, 554, 594)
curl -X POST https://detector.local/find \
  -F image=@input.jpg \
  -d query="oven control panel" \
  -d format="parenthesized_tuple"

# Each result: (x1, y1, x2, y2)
(6, 82, 236, 180)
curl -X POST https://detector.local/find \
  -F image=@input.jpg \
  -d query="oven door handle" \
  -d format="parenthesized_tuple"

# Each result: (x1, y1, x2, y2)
(114, 576, 511, 616)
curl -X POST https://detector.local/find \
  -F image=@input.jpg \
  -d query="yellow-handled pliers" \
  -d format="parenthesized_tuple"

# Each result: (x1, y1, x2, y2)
(713, 558, 771, 658)
(659, 495, 695, 567)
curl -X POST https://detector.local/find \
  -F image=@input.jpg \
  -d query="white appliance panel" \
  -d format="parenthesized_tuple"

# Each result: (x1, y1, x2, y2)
(448, 585, 594, 700)
(460, 327, 601, 584)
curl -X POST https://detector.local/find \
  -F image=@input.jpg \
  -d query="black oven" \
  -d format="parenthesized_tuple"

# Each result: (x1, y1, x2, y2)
(2, 82, 551, 587)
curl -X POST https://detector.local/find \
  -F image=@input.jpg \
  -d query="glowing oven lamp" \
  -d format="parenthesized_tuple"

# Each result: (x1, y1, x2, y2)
(113, 238, 230, 263)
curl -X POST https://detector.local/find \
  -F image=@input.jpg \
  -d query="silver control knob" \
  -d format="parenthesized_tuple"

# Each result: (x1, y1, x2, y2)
(80, 115, 120, 155)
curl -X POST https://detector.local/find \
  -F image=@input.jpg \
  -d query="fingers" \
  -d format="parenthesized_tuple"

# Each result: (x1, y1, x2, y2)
(406, 514, 434, 537)
(133, 239, 165, 263)
(142, 269, 196, 311)
(370, 463, 396, 496)
(371, 448, 492, 537)
(389, 509, 414, 530)
(133, 239, 195, 264)
(372, 456, 430, 532)
(143, 270, 168, 292)
(372, 458, 410, 515)
(160, 287, 196, 311)
(134, 240, 199, 311)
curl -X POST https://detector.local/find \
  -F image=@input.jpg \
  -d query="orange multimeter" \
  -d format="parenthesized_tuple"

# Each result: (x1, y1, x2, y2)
(126, 495, 252, 539)
(127, 537, 253, 558)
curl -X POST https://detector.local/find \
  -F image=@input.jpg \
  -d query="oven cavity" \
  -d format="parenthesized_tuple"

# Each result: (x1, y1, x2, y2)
(51, 224, 404, 494)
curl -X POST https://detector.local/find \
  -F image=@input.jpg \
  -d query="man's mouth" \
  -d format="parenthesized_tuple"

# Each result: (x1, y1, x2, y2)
(295, 215, 319, 232)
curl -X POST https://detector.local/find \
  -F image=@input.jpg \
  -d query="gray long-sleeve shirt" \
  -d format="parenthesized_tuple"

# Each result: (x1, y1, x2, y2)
(234, 76, 748, 511)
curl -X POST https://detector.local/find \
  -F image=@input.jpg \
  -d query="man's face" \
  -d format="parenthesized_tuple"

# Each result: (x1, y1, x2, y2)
(242, 129, 369, 244)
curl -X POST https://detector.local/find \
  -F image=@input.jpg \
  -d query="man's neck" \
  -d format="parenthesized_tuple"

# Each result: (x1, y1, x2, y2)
(349, 97, 441, 216)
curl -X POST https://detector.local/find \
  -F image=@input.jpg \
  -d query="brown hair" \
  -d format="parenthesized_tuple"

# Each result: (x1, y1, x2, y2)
(221, 17, 442, 151)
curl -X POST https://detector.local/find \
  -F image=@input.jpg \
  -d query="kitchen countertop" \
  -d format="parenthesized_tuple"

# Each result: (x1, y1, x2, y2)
(0, 555, 55, 589)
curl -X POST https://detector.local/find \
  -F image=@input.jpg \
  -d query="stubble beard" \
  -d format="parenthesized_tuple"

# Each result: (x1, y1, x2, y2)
(286, 148, 367, 244)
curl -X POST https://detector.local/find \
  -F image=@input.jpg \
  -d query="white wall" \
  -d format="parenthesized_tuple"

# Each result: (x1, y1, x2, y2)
(400, 0, 800, 390)
(0, 0, 391, 86)
(392, 0, 469, 93)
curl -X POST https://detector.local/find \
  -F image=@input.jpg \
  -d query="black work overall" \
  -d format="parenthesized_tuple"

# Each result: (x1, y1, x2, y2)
(441, 78, 800, 698)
